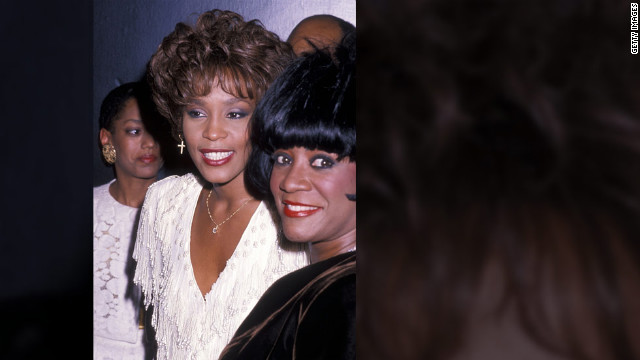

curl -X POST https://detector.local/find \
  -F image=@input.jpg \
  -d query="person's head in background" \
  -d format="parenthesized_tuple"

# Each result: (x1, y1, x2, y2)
(357, 0, 640, 359)
(99, 82, 164, 191)
(147, 9, 294, 189)
(287, 14, 355, 56)
(246, 34, 355, 262)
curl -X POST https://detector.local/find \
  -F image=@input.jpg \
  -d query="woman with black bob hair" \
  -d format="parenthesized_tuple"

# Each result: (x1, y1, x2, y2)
(220, 33, 356, 359)
(244, 32, 355, 204)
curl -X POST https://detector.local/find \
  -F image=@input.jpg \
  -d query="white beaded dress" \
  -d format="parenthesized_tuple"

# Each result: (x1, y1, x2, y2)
(94, 180, 154, 359)
(133, 173, 309, 360)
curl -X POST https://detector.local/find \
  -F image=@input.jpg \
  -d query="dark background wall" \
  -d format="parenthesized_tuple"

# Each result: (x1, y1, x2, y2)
(0, 1, 93, 357)
(93, 0, 356, 186)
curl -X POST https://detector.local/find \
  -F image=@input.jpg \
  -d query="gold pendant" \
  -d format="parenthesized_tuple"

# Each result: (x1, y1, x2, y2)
(212, 225, 219, 234)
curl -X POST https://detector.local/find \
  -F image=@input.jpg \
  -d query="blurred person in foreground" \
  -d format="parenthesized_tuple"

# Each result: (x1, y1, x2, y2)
(357, 0, 640, 359)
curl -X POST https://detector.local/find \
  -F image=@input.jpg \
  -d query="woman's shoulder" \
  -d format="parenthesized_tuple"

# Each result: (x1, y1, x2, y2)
(307, 252, 356, 293)
(93, 180, 116, 207)
(93, 180, 114, 196)
(296, 253, 356, 352)
(285, 253, 356, 358)
(267, 252, 355, 304)
(301, 252, 356, 282)
(139, 173, 202, 224)
(145, 173, 200, 199)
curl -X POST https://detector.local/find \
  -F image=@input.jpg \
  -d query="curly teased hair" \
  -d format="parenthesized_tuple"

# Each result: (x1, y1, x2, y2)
(147, 9, 295, 140)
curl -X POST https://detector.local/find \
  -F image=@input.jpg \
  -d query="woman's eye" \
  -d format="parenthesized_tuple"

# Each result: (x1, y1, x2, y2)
(126, 129, 141, 135)
(186, 110, 205, 118)
(274, 154, 291, 165)
(311, 156, 335, 168)
(227, 112, 247, 119)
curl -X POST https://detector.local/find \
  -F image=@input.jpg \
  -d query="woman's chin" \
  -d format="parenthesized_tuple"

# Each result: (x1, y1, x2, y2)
(282, 229, 313, 244)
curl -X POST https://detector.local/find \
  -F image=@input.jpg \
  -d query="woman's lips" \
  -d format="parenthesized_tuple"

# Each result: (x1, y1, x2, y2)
(201, 150, 234, 166)
(139, 155, 157, 163)
(282, 200, 321, 217)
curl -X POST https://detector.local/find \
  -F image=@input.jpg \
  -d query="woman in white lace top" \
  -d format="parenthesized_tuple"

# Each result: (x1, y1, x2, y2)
(94, 81, 164, 359)
(132, 9, 308, 359)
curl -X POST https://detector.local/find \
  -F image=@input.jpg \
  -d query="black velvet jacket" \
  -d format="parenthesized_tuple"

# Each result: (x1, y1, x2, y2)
(219, 251, 356, 360)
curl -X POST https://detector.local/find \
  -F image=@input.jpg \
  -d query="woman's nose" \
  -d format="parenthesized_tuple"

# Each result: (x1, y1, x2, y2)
(203, 117, 228, 141)
(141, 131, 158, 148)
(279, 163, 312, 193)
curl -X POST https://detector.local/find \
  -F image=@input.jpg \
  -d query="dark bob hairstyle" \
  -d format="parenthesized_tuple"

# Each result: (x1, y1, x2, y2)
(245, 33, 356, 200)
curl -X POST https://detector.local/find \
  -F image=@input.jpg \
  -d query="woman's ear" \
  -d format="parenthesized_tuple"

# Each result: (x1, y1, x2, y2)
(99, 128, 112, 146)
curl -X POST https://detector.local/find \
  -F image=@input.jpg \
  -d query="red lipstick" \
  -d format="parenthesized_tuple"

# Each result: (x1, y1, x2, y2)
(282, 200, 321, 218)
(139, 155, 157, 163)
(200, 150, 234, 166)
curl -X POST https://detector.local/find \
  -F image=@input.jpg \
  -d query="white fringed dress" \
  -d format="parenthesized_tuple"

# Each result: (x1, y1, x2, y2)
(133, 173, 308, 359)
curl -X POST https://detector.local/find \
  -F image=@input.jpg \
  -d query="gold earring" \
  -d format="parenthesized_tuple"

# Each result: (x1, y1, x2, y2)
(178, 134, 185, 155)
(102, 144, 116, 164)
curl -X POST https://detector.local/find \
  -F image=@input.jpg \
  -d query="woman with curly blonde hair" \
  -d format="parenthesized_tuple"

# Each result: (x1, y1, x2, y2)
(132, 9, 308, 359)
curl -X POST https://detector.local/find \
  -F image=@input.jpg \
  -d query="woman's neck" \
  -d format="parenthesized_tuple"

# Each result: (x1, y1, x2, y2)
(206, 173, 254, 206)
(110, 175, 157, 208)
(308, 229, 356, 263)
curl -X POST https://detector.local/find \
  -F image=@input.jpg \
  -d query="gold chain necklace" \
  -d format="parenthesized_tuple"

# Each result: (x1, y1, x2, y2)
(205, 189, 251, 235)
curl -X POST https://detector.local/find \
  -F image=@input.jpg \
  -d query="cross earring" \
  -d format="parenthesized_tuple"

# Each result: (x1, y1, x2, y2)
(178, 134, 185, 155)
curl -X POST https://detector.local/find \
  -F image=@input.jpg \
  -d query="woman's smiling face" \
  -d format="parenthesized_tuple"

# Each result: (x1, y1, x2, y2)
(181, 84, 254, 186)
(270, 147, 356, 246)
